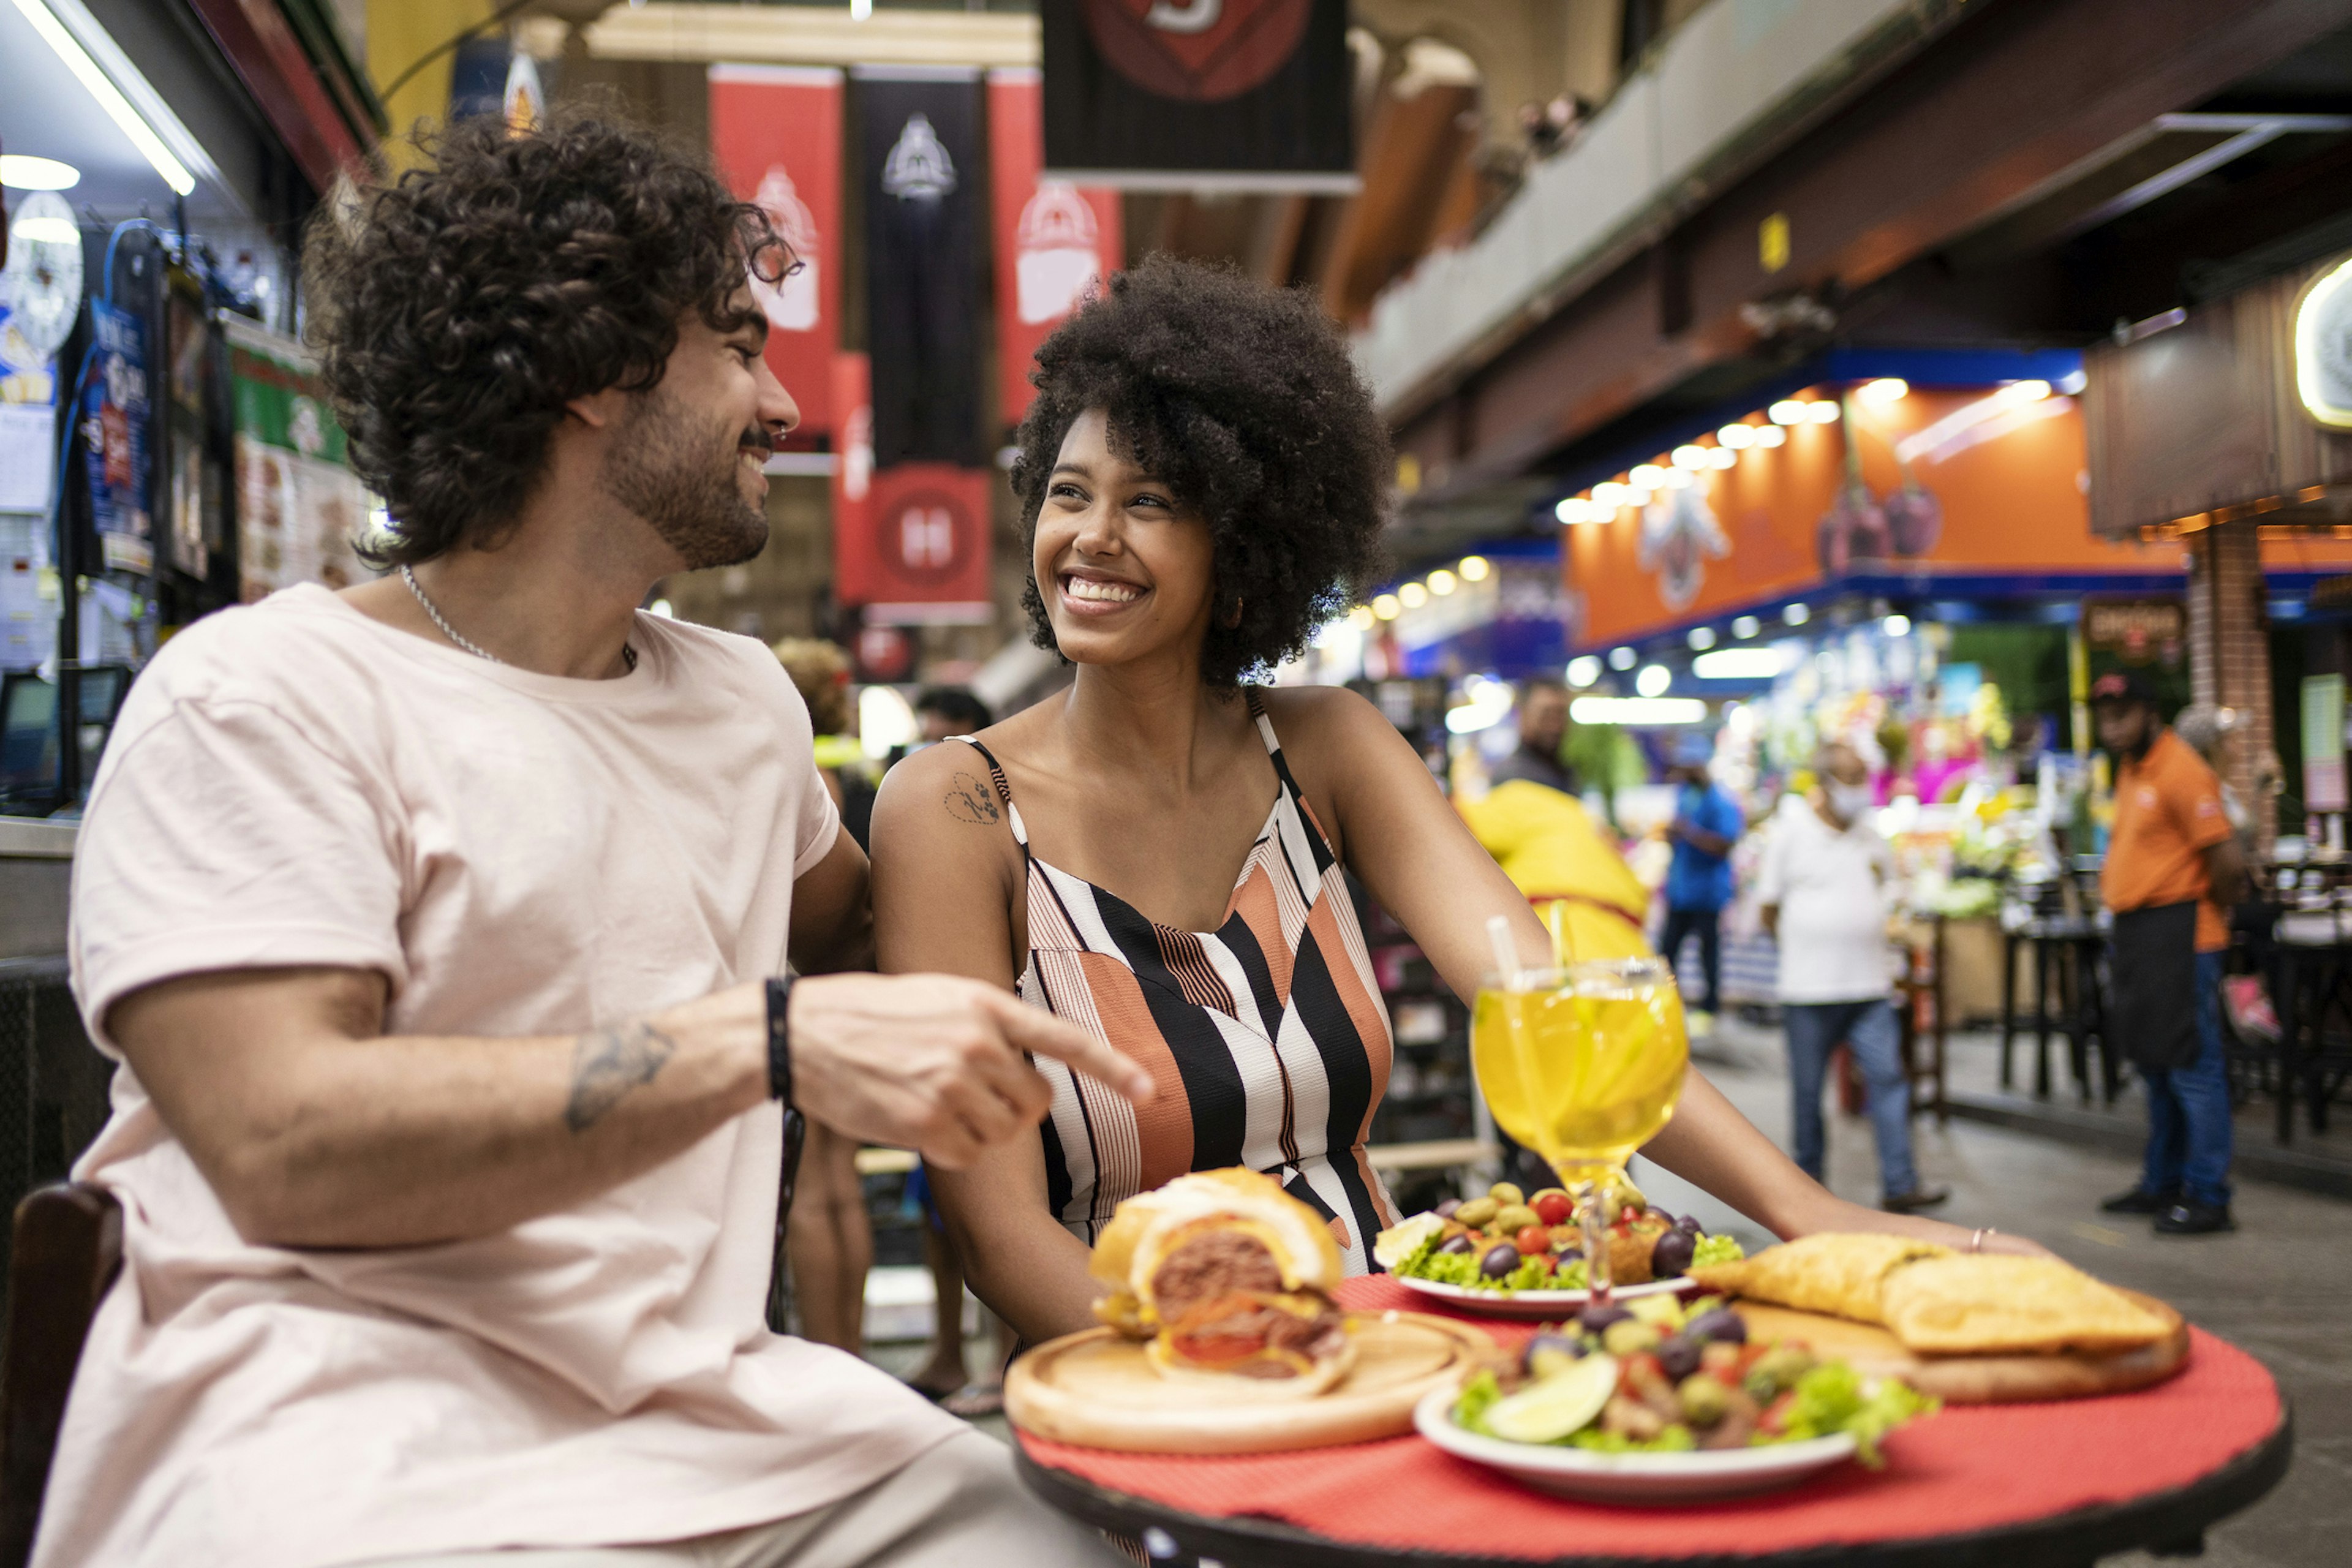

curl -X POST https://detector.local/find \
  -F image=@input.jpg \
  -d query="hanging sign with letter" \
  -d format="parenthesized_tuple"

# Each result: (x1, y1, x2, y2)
(709, 65, 843, 436)
(1041, 0, 1355, 190)
(987, 69, 1122, 426)
(842, 463, 995, 625)
(860, 67, 984, 467)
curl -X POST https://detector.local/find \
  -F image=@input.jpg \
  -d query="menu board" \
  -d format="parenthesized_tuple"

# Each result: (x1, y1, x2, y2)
(225, 318, 368, 600)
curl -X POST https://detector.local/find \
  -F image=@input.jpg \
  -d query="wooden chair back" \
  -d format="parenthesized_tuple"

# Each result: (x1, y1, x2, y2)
(0, 1185, 122, 1568)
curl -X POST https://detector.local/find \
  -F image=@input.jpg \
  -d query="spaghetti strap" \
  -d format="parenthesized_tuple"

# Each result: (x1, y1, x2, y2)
(948, 736, 1029, 848)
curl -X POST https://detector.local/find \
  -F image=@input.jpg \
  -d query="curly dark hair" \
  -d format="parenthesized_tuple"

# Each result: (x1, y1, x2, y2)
(306, 108, 786, 566)
(1011, 256, 1390, 687)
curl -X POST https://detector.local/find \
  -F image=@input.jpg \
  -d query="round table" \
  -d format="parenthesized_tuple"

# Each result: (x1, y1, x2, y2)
(1014, 1277, 2291, 1568)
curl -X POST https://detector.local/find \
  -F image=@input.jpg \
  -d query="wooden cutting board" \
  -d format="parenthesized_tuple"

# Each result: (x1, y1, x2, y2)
(1732, 1289, 2190, 1404)
(1005, 1310, 1494, 1453)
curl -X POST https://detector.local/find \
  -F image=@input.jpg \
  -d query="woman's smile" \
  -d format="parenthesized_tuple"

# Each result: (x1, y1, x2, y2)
(1058, 569, 1150, 617)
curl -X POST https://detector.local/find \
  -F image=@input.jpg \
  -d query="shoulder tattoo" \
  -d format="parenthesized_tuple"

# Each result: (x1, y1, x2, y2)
(944, 771, 1003, 826)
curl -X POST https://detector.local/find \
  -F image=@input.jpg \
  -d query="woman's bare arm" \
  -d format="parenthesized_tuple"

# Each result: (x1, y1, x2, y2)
(869, 743, 1111, 1342)
(1273, 687, 2045, 1256)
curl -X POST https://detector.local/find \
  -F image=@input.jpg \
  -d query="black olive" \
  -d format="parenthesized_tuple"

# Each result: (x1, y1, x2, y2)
(1437, 1233, 1475, 1255)
(1577, 1303, 1633, 1336)
(1525, 1331, 1585, 1371)
(1675, 1213, 1703, 1234)
(1480, 1244, 1521, 1279)
(1655, 1333, 1702, 1382)
(1650, 1228, 1697, 1278)
(1435, 1198, 1461, 1219)
(1684, 1307, 1747, 1345)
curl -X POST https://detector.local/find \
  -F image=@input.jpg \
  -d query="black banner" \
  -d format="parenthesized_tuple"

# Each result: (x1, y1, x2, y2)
(1041, 0, 1354, 189)
(858, 69, 984, 467)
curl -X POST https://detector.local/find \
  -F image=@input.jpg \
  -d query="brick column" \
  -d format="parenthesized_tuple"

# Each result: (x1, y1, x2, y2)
(2186, 521, 2274, 853)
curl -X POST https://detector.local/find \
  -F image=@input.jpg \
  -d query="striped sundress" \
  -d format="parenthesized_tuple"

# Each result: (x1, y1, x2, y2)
(954, 693, 1400, 1275)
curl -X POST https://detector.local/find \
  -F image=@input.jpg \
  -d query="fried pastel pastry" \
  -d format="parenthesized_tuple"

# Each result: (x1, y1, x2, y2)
(1880, 1255, 2173, 1355)
(1686, 1232, 1951, 1324)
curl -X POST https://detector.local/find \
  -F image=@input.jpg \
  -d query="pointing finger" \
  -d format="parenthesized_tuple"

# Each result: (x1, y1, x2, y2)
(974, 987, 1154, 1103)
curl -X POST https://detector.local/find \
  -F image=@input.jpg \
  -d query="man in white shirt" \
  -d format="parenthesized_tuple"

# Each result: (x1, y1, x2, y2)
(43, 112, 1146, 1568)
(1755, 744, 1948, 1215)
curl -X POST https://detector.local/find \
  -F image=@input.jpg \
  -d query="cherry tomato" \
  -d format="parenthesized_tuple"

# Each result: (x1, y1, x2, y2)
(1532, 1192, 1574, 1226)
(1515, 1225, 1551, 1256)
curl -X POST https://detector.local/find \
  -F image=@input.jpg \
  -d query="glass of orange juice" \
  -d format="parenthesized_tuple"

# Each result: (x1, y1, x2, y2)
(1472, 957, 1689, 1305)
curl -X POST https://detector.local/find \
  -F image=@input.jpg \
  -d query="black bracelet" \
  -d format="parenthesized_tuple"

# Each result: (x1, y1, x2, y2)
(764, 975, 796, 1107)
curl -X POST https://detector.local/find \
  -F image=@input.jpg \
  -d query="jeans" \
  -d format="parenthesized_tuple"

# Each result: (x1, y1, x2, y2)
(1783, 997, 1920, 1199)
(1659, 905, 1722, 1014)
(2140, 951, 2234, 1207)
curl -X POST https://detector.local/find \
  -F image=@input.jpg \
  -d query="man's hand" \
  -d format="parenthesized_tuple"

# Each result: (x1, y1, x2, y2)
(786, 973, 1153, 1168)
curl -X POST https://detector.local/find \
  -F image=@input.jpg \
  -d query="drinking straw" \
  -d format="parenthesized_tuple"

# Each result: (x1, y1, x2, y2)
(1547, 899, 1572, 966)
(1486, 914, 1523, 990)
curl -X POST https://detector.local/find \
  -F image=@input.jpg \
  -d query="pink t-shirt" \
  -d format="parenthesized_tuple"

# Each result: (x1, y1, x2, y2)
(45, 586, 962, 1568)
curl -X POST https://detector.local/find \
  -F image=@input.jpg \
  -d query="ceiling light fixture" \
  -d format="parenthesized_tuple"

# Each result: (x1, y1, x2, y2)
(1458, 555, 1491, 582)
(0, 154, 80, 190)
(9, 0, 198, 195)
(1768, 400, 1807, 424)
(1717, 423, 1756, 450)
(1752, 424, 1787, 448)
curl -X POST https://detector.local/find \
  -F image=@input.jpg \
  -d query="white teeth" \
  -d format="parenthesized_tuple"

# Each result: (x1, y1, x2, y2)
(1065, 578, 1141, 604)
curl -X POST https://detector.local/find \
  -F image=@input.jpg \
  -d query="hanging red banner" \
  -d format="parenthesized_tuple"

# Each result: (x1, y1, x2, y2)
(831, 351, 875, 602)
(843, 464, 995, 625)
(987, 69, 1123, 426)
(708, 65, 842, 436)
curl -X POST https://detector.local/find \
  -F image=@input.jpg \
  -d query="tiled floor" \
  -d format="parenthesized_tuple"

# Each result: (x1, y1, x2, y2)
(861, 1014, 2352, 1566)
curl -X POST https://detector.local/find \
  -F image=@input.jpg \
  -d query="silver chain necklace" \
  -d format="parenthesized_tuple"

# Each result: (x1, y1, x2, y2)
(400, 565, 635, 672)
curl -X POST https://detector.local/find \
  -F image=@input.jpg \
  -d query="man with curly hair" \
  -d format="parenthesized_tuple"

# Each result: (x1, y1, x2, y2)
(43, 113, 1144, 1568)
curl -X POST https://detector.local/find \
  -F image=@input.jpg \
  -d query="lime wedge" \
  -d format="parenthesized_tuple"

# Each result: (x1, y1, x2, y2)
(1373, 1212, 1446, 1270)
(1480, 1352, 1620, 1444)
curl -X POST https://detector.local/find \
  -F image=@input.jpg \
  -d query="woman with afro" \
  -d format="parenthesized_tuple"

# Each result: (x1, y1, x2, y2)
(870, 257, 2024, 1348)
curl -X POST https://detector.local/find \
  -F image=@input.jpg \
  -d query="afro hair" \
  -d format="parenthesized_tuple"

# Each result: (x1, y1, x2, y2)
(1009, 256, 1390, 687)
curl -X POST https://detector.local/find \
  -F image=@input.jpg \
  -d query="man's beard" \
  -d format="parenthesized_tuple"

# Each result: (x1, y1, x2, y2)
(600, 386, 771, 570)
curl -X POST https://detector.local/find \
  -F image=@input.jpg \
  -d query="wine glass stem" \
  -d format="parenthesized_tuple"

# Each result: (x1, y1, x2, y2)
(1578, 1176, 1612, 1308)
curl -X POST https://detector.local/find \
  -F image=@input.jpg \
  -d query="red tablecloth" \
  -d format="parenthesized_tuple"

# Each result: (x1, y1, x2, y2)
(1017, 1276, 2282, 1561)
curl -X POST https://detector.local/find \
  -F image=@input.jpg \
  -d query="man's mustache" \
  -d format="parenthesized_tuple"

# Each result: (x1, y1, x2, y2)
(737, 428, 775, 462)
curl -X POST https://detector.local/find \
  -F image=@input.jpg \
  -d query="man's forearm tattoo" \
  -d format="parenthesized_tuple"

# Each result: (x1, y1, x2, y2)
(564, 1022, 678, 1132)
(944, 771, 1001, 826)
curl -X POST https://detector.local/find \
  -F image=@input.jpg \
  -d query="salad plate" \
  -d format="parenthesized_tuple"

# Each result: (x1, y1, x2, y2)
(1389, 1273, 1697, 1319)
(1413, 1384, 1860, 1502)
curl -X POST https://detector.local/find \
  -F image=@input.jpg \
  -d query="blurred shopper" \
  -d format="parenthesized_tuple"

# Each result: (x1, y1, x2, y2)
(915, 685, 993, 747)
(2094, 672, 2246, 1236)
(46, 112, 1145, 1568)
(769, 638, 875, 1354)
(1758, 743, 1950, 1214)
(1491, 676, 1577, 793)
(1659, 731, 1742, 1033)
(900, 684, 1014, 1412)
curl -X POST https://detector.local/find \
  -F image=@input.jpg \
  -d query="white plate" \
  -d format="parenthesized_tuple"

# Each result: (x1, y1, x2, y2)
(1389, 1272, 1697, 1319)
(1412, 1385, 1859, 1504)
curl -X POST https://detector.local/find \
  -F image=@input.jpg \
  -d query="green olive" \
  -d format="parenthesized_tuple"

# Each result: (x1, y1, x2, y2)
(1493, 1204, 1542, 1234)
(1488, 1181, 1526, 1206)
(1453, 1196, 1501, 1229)
(1677, 1373, 1732, 1427)
(1601, 1319, 1662, 1357)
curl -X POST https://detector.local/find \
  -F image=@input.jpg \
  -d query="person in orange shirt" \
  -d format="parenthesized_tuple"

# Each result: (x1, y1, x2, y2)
(2093, 671, 2247, 1235)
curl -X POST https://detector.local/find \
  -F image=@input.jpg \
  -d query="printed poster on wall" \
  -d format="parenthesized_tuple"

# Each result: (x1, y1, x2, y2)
(226, 318, 368, 601)
(83, 300, 151, 574)
(709, 65, 843, 436)
(987, 70, 1123, 425)
(829, 350, 874, 601)
(1041, 0, 1355, 190)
